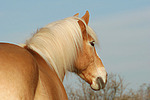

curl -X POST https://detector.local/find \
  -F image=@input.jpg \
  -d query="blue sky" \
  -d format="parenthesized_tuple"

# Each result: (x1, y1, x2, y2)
(0, 0, 150, 90)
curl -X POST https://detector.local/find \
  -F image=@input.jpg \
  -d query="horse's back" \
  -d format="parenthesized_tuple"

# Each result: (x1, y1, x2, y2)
(0, 43, 68, 100)
(0, 43, 39, 100)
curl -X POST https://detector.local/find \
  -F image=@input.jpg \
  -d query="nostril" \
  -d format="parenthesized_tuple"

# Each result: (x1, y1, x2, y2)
(97, 77, 105, 89)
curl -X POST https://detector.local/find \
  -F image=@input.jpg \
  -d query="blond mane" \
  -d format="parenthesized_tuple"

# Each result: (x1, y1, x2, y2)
(26, 16, 98, 81)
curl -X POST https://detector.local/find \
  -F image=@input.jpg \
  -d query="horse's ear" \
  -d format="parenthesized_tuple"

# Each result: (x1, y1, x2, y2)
(73, 13, 79, 17)
(81, 11, 89, 25)
(78, 20, 87, 40)
(78, 20, 85, 31)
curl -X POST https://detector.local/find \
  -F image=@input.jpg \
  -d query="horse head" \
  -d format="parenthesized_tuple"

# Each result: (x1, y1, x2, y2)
(73, 11, 107, 90)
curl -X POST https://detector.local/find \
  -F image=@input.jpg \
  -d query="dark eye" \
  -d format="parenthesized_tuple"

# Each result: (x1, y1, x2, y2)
(90, 41, 95, 47)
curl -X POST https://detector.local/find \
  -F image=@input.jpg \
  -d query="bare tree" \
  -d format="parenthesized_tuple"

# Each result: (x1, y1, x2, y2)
(146, 84, 150, 99)
(65, 73, 150, 100)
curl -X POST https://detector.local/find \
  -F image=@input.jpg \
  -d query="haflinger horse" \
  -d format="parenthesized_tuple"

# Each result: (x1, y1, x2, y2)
(0, 11, 107, 100)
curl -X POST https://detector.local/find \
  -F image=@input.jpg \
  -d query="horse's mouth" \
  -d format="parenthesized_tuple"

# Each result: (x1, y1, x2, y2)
(90, 77, 106, 91)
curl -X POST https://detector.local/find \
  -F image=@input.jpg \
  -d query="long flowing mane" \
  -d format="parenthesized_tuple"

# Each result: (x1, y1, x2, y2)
(26, 16, 98, 80)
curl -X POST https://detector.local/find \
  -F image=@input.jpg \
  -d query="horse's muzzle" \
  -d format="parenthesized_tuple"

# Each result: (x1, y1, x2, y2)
(90, 76, 106, 91)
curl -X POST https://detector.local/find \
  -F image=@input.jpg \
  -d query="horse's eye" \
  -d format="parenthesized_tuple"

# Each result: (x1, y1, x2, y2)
(90, 41, 95, 47)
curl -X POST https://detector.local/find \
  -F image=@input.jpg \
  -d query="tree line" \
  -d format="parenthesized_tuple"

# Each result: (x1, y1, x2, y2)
(65, 73, 150, 100)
